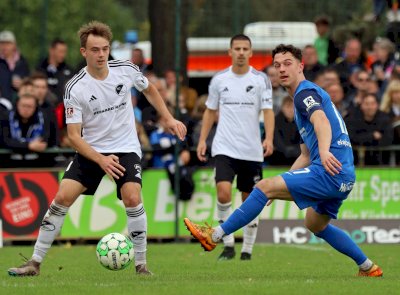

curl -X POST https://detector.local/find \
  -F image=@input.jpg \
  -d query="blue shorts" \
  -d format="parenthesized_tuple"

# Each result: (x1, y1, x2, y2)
(281, 164, 355, 219)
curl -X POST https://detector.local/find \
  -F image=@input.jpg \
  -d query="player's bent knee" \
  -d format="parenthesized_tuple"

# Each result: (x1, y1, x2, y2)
(54, 192, 74, 207)
(122, 196, 142, 208)
(255, 178, 273, 194)
(304, 220, 327, 234)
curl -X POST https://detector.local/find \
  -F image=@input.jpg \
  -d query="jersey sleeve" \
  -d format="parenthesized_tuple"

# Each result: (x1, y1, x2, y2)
(206, 76, 219, 110)
(128, 62, 149, 92)
(294, 89, 323, 120)
(260, 72, 273, 110)
(64, 88, 83, 124)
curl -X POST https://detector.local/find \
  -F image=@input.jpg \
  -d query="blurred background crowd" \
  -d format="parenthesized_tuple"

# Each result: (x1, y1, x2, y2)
(0, 0, 399, 171)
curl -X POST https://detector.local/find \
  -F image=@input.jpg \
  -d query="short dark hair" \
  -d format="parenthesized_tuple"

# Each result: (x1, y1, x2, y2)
(30, 71, 48, 81)
(230, 34, 251, 48)
(50, 38, 66, 48)
(272, 44, 302, 61)
(314, 15, 330, 26)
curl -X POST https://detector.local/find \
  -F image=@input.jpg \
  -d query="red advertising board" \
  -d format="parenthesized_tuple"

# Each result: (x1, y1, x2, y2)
(0, 172, 59, 238)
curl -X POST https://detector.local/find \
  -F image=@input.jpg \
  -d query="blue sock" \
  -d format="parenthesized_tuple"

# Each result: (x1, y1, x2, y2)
(315, 224, 367, 265)
(221, 187, 268, 235)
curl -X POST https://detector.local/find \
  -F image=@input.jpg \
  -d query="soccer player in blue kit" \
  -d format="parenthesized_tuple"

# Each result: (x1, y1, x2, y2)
(185, 44, 383, 277)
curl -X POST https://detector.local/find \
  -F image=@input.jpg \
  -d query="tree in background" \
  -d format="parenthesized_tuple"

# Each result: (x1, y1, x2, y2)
(149, 0, 189, 82)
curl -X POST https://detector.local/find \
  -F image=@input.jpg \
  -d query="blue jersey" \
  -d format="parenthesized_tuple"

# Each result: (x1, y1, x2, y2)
(293, 80, 355, 179)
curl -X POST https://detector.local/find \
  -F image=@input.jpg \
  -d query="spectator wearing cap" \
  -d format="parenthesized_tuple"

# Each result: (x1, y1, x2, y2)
(36, 38, 73, 104)
(314, 15, 339, 66)
(0, 30, 30, 100)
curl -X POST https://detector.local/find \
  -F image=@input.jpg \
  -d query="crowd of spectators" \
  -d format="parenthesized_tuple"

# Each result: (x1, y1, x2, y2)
(1, 15, 400, 169)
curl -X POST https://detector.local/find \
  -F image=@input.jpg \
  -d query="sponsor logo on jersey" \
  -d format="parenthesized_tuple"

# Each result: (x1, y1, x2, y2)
(93, 102, 127, 115)
(246, 85, 254, 92)
(66, 107, 74, 118)
(339, 182, 354, 193)
(222, 87, 229, 92)
(115, 84, 127, 96)
(337, 139, 352, 148)
(89, 95, 98, 102)
(134, 164, 142, 179)
(303, 95, 320, 111)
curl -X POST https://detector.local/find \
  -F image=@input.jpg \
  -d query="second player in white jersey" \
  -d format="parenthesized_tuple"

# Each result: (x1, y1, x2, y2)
(207, 66, 273, 162)
(64, 60, 146, 155)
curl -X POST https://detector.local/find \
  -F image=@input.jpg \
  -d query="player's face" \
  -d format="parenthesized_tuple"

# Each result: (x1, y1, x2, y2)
(229, 40, 252, 67)
(273, 52, 303, 88)
(80, 34, 110, 71)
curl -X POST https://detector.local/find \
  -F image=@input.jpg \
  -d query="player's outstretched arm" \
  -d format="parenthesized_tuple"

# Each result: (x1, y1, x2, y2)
(196, 108, 217, 162)
(310, 110, 342, 176)
(142, 82, 187, 141)
(290, 143, 310, 171)
(262, 109, 275, 157)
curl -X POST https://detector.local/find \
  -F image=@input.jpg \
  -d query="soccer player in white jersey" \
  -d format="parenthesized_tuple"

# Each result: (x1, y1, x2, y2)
(8, 21, 186, 276)
(196, 34, 274, 260)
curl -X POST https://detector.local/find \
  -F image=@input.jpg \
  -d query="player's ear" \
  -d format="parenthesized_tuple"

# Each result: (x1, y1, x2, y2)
(80, 47, 86, 58)
(299, 62, 304, 73)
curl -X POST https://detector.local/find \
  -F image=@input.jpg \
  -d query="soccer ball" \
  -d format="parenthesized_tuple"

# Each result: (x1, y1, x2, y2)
(96, 233, 134, 271)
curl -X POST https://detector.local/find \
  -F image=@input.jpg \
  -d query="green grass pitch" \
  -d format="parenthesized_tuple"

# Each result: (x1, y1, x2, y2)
(1, 243, 399, 295)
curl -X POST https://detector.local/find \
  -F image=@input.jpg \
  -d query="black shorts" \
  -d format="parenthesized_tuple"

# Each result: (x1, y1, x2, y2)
(214, 155, 262, 193)
(63, 152, 142, 199)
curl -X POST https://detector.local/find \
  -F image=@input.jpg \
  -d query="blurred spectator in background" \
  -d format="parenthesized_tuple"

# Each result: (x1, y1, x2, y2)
(191, 94, 208, 123)
(302, 44, 325, 82)
(1, 92, 56, 167)
(313, 15, 339, 66)
(0, 57, 12, 100)
(164, 69, 198, 114)
(0, 30, 30, 100)
(315, 67, 340, 90)
(326, 83, 349, 118)
(131, 48, 150, 74)
(345, 70, 370, 116)
(17, 78, 34, 98)
(31, 71, 60, 147)
(36, 38, 73, 103)
(380, 79, 400, 163)
(268, 95, 300, 166)
(370, 37, 396, 96)
(142, 76, 171, 136)
(346, 93, 393, 165)
(334, 38, 366, 93)
(264, 65, 287, 113)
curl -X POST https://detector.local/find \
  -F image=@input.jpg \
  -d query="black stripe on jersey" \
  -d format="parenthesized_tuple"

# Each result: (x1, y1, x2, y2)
(109, 60, 140, 72)
(64, 70, 86, 100)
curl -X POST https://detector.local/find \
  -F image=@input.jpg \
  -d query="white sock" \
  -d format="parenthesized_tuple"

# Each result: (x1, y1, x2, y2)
(126, 204, 147, 266)
(241, 218, 259, 254)
(217, 201, 234, 247)
(212, 226, 225, 243)
(32, 201, 69, 263)
(359, 258, 373, 271)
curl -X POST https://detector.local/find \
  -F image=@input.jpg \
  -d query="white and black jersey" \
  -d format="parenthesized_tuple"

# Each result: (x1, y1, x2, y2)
(207, 66, 273, 162)
(64, 60, 148, 156)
